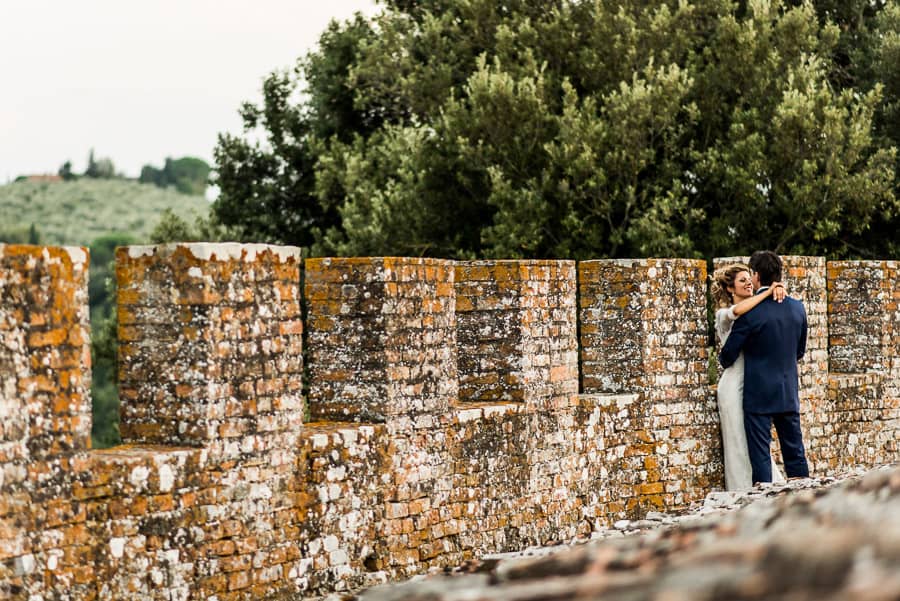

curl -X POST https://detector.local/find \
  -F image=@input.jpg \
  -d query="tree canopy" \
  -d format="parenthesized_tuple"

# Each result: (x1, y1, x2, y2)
(213, 0, 900, 260)
(84, 149, 117, 179)
(140, 156, 211, 195)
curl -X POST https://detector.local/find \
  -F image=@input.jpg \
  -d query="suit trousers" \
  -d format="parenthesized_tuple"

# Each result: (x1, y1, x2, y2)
(744, 411, 810, 483)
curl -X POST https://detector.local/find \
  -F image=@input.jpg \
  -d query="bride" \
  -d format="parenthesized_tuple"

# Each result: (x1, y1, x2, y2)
(711, 264, 786, 490)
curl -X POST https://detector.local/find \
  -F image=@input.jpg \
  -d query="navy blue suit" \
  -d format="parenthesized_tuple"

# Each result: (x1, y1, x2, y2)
(719, 290, 810, 482)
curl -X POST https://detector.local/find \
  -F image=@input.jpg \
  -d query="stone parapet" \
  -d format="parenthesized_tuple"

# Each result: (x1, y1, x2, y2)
(305, 257, 457, 424)
(579, 259, 715, 513)
(115, 243, 305, 456)
(298, 422, 388, 592)
(2, 245, 899, 600)
(304, 257, 460, 580)
(1, 244, 91, 457)
(783, 256, 829, 405)
(455, 260, 577, 409)
(802, 373, 891, 474)
(575, 392, 654, 523)
(0, 244, 92, 600)
(827, 261, 899, 404)
(106, 243, 314, 600)
(828, 261, 895, 373)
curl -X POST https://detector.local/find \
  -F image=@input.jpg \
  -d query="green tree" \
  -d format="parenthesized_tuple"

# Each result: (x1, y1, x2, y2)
(688, 2, 896, 256)
(84, 148, 116, 179)
(213, 0, 899, 260)
(140, 157, 211, 195)
(87, 233, 135, 448)
(90, 289, 120, 448)
(58, 160, 77, 181)
(88, 233, 133, 315)
(0, 223, 41, 244)
(139, 164, 164, 187)
(165, 157, 210, 195)
(149, 208, 242, 244)
(213, 14, 381, 247)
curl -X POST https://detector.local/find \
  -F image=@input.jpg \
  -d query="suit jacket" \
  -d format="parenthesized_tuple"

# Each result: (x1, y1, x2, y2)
(719, 291, 808, 414)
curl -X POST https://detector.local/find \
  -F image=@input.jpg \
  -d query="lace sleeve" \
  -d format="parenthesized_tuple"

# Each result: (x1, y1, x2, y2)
(715, 306, 738, 344)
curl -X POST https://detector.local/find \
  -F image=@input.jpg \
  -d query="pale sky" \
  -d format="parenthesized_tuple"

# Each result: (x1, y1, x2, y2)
(0, 1, 379, 183)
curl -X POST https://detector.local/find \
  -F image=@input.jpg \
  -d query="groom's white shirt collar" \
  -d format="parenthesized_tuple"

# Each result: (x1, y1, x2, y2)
(756, 286, 770, 295)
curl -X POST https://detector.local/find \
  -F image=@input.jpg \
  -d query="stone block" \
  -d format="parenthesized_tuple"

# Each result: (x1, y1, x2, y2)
(305, 257, 457, 423)
(116, 243, 304, 454)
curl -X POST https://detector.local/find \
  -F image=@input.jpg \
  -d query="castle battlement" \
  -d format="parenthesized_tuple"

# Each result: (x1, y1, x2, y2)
(1, 243, 897, 599)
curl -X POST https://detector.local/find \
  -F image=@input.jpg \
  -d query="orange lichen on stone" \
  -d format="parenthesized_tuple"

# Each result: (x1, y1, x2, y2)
(2, 246, 899, 600)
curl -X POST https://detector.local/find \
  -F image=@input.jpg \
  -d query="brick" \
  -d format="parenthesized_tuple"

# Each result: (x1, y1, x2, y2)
(2, 245, 898, 600)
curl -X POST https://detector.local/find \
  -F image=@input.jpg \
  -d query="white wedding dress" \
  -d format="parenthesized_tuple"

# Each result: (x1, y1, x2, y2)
(716, 307, 785, 490)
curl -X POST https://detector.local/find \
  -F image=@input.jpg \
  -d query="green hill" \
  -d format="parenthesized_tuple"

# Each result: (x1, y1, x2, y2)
(0, 178, 210, 246)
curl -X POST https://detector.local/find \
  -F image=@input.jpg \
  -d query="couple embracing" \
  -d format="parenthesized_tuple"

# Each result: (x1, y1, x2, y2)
(712, 251, 810, 490)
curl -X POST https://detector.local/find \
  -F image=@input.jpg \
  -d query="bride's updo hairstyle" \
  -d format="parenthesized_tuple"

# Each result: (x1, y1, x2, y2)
(711, 263, 751, 308)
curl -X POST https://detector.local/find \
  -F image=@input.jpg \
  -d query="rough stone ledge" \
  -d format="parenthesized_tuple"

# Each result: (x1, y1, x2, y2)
(450, 401, 524, 423)
(125, 242, 302, 263)
(578, 393, 641, 409)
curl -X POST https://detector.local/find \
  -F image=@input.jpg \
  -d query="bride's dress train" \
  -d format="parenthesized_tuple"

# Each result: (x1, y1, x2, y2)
(716, 308, 785, 490)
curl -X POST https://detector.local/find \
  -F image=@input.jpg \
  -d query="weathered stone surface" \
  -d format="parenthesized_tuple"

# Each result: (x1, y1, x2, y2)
(1, 245, 898, 600)
(305, 257, 458, 424)
(455, 260, 577, 409)
(0, 244, 91, 601)
(358, 465, 900, 601)
(579, 259, 717, 521)
(116, 242, 305, 452)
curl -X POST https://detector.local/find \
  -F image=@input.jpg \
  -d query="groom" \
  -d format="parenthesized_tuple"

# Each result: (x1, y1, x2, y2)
(719, 250, 810, 483)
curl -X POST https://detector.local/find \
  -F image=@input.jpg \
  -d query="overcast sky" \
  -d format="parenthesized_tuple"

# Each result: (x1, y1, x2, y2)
(1, 1, 379, 183)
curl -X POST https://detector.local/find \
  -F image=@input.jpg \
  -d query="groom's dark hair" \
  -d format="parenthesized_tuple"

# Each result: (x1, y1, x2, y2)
(749, 251, 782, 286)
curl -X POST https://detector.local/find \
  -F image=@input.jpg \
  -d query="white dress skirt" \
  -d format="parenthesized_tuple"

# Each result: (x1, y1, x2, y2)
(716, 307, 785, 490)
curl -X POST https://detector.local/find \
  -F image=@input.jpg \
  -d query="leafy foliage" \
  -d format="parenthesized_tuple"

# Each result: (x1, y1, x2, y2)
(140, 156, 211, 196)
(0, 223, 41, 244)
(149, 208, 244, 244)
(214, 0, 900, 260)
(58, 160, 77, 181)
(88, 234, 135, 448)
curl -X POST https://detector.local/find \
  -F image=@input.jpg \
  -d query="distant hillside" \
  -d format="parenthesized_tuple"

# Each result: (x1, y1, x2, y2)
(0, 179, 210, 246)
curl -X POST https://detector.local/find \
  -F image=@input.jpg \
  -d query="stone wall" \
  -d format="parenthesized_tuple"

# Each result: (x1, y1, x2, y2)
(579, 259, 717, 520)
(455, 260, 577, 408)
(0, 245, 91, 600)
(819, 260, 900, 474)
(1, 243, 898, 600)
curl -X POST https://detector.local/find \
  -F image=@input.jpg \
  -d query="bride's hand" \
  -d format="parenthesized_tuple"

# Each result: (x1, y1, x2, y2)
(771, 282, 786, 303)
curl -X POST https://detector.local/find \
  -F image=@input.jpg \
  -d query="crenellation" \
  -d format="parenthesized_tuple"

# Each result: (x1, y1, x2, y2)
(783, 256, 829, 405)
(816, 260, 900, 474)
(579, 258, 715, 516)
(828, 261, 895, 374)
(116, 243, 305, 454)
(454, 260, 577, 409)
(1, 244, 899, 599)
(305, 257, 457, 425)
(1, 244, 92, 600)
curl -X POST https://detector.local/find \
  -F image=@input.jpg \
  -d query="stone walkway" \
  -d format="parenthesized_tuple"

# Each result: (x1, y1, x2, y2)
(353, 464, 900, 601)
